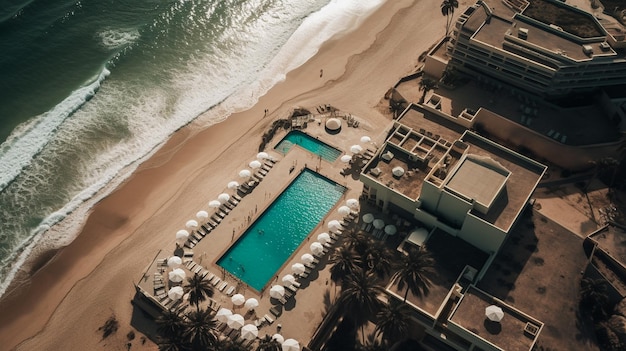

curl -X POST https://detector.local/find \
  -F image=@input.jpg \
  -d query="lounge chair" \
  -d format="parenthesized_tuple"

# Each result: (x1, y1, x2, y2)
(218, 281, 228, 292)
(264, 314, 274, 324)
(233, 194, 243, 201)
(269, 306, 281, 317)
(211, 277, 221, 286)
(225, 286, 235, 296)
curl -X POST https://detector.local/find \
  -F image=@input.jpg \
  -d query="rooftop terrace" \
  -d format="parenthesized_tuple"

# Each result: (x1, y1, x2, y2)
(449, 286, 543, 351)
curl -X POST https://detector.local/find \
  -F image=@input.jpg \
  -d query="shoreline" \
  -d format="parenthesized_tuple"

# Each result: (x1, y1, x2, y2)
(0, 0, 449, 349)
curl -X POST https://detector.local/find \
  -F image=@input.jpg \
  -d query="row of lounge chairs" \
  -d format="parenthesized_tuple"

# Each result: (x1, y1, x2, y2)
(185, 193, 244, 250)
(271, 215, 357, 311)
(185, 260, 237, 296)
(237, 160, 275, 195)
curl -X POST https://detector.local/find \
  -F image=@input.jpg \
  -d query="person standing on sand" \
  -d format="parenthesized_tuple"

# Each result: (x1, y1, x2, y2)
(320, 69, 323, 78)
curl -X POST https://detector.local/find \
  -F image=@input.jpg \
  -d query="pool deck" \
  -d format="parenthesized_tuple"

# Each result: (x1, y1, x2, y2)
(137, 113, 385, 345)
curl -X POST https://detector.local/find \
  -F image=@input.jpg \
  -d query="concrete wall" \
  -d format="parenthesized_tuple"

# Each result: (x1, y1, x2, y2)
(459, 214, 506, 253)
(438, 190, 473, 228)
(473, 109, 620, 171)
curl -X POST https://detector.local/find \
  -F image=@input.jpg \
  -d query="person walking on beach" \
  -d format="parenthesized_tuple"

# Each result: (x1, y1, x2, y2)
(320, 69, 323, 78)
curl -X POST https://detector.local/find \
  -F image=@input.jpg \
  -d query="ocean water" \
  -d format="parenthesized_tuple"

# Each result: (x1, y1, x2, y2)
(0, 0, 386, 297)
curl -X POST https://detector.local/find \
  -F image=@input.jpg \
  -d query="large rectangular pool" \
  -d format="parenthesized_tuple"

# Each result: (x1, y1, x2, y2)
(217, 169, 345, 291)
(274, 130, 341, 161)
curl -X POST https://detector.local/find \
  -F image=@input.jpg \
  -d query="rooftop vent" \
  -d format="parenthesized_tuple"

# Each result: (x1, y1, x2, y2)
(518, 28, 528, 39)
(600, 42, 611, 51)
(582, 45, 593, 56)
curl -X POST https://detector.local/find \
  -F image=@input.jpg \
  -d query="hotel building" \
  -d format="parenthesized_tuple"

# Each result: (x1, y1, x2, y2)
(360, 105, 547, 351)
(445, 0, 626, 98)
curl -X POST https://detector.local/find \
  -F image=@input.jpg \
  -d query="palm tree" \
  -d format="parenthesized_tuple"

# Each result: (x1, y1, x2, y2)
(157, 338, 185, 351)
(364, 243, 395, 280)
(441, 0, 459, 37)
(345, 231, 371, 257)
(156, 308, 187, 349)
(418, 78, 438, 104)
(356, 332, 387, 351)
(184, 308, 218, 351)
(329, 245, 362, 291)
(391, 246, 434, 302)
(375, 299, 413, 344)
(580, 277, 610, 320)
(256, 334, 281, 351)
(336, 271, 385, 343)
(186, 272, 214, 311)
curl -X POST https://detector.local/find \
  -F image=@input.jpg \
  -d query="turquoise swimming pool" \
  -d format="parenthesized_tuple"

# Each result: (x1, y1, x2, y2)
(217, 169, 345, 290)
(274, 130, 341, 161)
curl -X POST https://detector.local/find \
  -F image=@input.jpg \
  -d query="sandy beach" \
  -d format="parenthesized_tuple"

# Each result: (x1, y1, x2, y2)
(0, 0, 455, 349)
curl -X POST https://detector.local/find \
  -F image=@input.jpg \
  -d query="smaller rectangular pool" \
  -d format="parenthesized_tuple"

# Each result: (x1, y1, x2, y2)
(274, 130, 341, 161)
(217, 169, 345, 290)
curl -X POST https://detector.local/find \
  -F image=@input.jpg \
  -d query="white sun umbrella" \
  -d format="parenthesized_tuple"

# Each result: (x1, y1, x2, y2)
(208, 200, 221, 208)
(231, 293, 245, 306)
(350, 144, 363, 154)
(384, 224, 397, 235)
(340, 154, 352, 163)
(227, 181, 240, 189)
(186, 219, 198, 229)
(301, 253, 315, 264)
(485, 305, 505, 322)
(282, 338, 300, 351)
(167, 256, 182, 268)
(249, 160, 262, 169)
(216, 308, 233, 323)
(392, 166, 405, 177)
(239, 169, 251, 178)
(240, 324, 259, 340)
(168, 268, 186, 283)
(317, 232, 331, 244)
(273, 334, 285, 344)
(360, 136, 371, 143)
(362, 213, 374, 224)
(291, 263, 306, 275)
(282, 274, 296, 286)
(338, 206, 351, 215)
(327, 219, 342, 230)
(168, 286, 184, 301)
(227, 314, 245, 329)
(176, 229, 190, 242)
(218, 193, 231, 203)
(257, 152, 269, 160)
(270, 285, 285, 299)
(310, 242, 325, 256)
(196, 210, 209, 219)
(373, 219, 385, 229)
(244, 298, 259, 311)
(346, 198, 359, 209)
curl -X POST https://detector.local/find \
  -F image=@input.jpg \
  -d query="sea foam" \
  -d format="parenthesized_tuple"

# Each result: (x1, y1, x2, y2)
(0, 0, 386, 299)
(0, 68, 110, 192)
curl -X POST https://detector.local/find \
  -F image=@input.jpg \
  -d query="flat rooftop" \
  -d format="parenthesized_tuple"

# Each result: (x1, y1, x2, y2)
(449, 286, 542, 351)
(445, 155, 510, 212)
(465, 1, 615, 65)
(459, 132, 545, 232)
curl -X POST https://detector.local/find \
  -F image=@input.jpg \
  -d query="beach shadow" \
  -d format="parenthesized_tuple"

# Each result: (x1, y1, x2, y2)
(484, 319, 502, 334)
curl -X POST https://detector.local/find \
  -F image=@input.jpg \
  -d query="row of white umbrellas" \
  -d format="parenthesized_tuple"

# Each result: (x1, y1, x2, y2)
(215, 307, 300, 348)
(361, 213, 398, 235)
(174, 152, 272, 244)
(340, 136, 372, 163)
